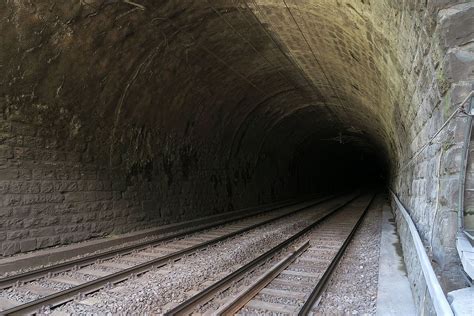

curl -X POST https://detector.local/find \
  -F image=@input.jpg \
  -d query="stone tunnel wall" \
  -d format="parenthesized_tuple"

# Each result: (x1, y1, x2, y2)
(0, 99, 298, 256)
(0, 0, 309, 256)
(0, 86, 299, 255)
(0, 2, 473, 311)
(392, 1, 474, 298)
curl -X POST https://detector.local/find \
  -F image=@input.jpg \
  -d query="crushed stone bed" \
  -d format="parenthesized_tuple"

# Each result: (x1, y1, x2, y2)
(1, 196, 386, 315)
(48, 199, 343, 315)
(315, 195, 384, 315)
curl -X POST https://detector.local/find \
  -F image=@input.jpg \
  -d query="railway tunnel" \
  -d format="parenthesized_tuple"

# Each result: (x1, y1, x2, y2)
(0, 0, 473, 314)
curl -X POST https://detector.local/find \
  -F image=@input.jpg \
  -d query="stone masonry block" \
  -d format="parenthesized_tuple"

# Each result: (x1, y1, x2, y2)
(29, 227, 55, 238)
(0, 168, 19, 180)
(1, 241, 20, 256)
(441, 146, 462, 175)
(7, 230, 29, 240)
(445, 45, 474, 83)
(20, 239, 36, 252)
(0, 181, 9, 193)
(64, 191, 86, 202)
(10, 122, 36, 136)
(431, 208, 458, 268)
(439, 178, 459, 207)
(0, 145, 13, 159)
(439, 3, 474, 48)
(36, 236, 60, 248)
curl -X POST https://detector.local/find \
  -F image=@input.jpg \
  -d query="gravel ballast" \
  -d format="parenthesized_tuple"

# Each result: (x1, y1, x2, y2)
(49, 198, 344, 315)
(315, 194, 384, 315)
(0, 195, 388, 315)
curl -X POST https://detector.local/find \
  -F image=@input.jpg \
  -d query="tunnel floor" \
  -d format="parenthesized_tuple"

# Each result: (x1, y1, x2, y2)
(0, 193, 416, 314)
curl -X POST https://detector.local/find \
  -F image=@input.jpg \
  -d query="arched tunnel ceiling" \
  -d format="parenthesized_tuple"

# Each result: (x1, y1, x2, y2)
(1, 0, 410, 175)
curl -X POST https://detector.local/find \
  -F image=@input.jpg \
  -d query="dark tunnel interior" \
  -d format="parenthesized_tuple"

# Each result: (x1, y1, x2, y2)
(1, 0, 435, 252)
(292, 139, 390, 195)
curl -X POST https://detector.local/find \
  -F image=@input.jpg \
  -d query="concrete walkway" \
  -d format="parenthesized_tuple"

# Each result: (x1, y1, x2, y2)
(376, 205, 416, 315)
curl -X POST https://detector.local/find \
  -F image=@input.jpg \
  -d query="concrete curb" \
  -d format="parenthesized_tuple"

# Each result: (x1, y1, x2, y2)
(376, 204, 416, 315)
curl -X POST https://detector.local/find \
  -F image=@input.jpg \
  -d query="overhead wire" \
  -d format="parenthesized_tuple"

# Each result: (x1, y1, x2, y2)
(281, 0, 346, 111)
(243, 0, 326, 101)
(206, 0, 302, 93)
(397, 91, 474, 173)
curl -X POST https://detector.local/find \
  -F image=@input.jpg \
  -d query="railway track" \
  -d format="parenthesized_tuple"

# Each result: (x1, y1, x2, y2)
(0, 194, 348, 314)
(164, 193, 375, 315)
(0, 198, 313, 289)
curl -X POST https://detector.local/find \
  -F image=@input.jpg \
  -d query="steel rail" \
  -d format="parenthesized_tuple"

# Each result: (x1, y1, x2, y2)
(297, 193, 376, 315)
(1, 194, 344, 315)
(217, 194, 376, 316)
(163, 194, 361, 316)
(0, 196, 323, 290)
(217, 242, 310, 315)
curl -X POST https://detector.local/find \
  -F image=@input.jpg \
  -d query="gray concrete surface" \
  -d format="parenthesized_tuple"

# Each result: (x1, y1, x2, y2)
(456, 233, 474, 280)
(376, 205, 416, 315)
(448, 287, 474, 316)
